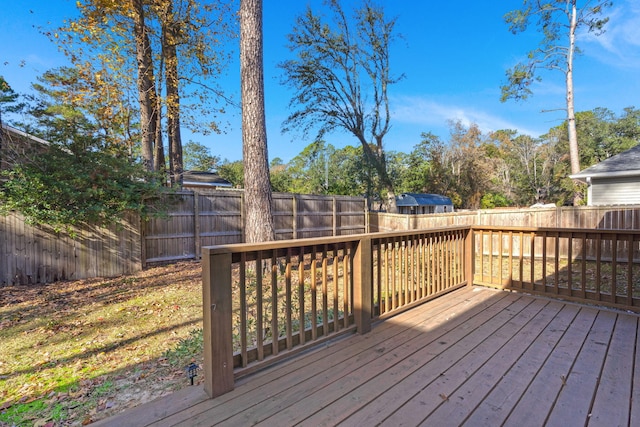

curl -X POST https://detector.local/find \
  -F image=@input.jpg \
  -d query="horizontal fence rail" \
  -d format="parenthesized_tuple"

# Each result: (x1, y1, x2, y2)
(201, 227, 472, 397)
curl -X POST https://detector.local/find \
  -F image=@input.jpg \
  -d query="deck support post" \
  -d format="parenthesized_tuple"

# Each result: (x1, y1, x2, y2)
(353, 236, 372, 334)
(202, 248, 234, 398)
(465, 228, 474, 287)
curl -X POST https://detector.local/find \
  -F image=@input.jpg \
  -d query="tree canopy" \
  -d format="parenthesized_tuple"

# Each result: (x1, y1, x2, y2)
(280, 0, 402, 212)
(502, 0, 612, 204)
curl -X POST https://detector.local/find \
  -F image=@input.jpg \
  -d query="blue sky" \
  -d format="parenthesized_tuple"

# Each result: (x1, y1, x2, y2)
(2, 0, 639, 163)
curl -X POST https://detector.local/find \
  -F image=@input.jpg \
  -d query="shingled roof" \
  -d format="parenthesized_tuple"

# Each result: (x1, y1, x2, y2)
(396, 193, 453, 207)
(571, 144, 640, 182)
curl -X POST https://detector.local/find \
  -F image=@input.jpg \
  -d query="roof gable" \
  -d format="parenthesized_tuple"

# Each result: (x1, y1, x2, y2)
(571, 143, 640, 181)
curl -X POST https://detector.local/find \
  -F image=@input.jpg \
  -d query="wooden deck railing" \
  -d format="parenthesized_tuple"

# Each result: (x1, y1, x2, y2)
(202, 225, 640, 398)
(202, 227, 471, 397)
(473, 226, 640, 309)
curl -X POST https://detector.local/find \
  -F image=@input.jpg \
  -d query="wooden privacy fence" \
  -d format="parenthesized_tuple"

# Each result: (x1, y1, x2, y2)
(202, 227, 470, 397)
(143, 191, 368, 264)
(370, 205, 640, 232)
(0, 212, 141, 285)
(0, 191, 367, 285)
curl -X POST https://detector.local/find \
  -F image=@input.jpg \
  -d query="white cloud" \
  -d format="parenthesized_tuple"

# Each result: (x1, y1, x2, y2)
(581, 0, 640, 68)
(391, 95, 545, 138)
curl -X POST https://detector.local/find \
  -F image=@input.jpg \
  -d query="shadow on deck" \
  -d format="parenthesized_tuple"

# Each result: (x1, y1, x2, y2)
(94, 286, 640, 426)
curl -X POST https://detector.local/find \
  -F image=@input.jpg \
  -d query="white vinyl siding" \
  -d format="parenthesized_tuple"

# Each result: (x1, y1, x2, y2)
(590, 176, 640, 205)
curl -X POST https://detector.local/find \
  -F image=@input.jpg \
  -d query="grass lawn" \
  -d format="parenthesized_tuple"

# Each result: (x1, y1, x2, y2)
(0, 261, 204, 426)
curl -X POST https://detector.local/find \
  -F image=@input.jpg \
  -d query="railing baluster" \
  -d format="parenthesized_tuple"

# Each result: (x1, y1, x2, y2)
(581, 233, 587, 298)
(298, 246, 305, 346)
(311, 246, 317, 340)
(507, 231, 513, 288)
(392, 238, 397, 310)
(541, 232, 547, 289)
(567, 234, 573, 295)
(628, 234, 633, 307)
(498, 231, 503, 287)
(285, 248, 292, 350)
(256, 251, 264, 361)
(383, 239, 389, 313)
(530, 232, 535, 289)
(333, 243, 340, 332)
(271, 251, 278, 356)
(344, 241, 351, 329)
(240, 253, 248, 367)
(596, 234, 602, 300)
(322, 244, 329, 336)
(612, 233, 618, 302)
(554, 232, 559, 294)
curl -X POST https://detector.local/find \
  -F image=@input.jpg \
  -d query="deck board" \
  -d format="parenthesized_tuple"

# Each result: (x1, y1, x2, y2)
(94, 286, 640, 427)
(462, 303, 580, 426)
(588, 314, 636, 426)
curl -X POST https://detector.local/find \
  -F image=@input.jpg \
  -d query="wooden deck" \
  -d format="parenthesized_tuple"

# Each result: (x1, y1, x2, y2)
(95, 286, 640, 426)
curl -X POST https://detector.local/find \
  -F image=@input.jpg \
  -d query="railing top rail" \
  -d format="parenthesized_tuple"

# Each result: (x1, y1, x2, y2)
(202, 225, 472, 256)
(470, 225, 640, 235)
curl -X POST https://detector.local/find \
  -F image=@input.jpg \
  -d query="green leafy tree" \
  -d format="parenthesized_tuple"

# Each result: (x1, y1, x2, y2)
(56, 0, 234, 182)
(218, 160, 244, 188)
(502, 0, 612, 204)
(0, 147, 162, 231)
(183, 140, 220, 171)
(0, 76, 26, 121)
(0, 71, 163, 230)
(280, 0, 402, 212)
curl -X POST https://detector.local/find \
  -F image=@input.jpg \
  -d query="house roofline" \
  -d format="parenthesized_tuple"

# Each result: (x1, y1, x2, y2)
(570, 169, 640, 183)
(1, 123, 51, 146)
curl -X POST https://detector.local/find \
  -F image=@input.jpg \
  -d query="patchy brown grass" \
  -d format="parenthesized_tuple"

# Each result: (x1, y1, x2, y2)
(0, 261, 204, 426)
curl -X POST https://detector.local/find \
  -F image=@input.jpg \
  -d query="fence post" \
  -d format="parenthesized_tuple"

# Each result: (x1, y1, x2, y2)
(464, 228, 474, 287)
(202, 247, 234, 398)
(353, 236, 372, 334)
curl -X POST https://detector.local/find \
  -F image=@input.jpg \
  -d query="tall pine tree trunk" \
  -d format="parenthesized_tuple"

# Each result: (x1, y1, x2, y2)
(567, 0, 582, 205)
(240, 0, 275, 242)
(163, 1, 183, 187)
(132, 0, 157, 172)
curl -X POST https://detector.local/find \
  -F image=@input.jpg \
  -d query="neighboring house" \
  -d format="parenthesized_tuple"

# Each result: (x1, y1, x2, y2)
(570, 144, 640, 206)
(0, 123, 50, 172)
(396, 193, 454, 214)
(182, 170, 232, 192)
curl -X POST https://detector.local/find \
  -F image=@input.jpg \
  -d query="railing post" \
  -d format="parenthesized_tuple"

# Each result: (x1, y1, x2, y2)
(202, 247, 234, 398)
(465, 228, 474, 287)
(353, 236, 372, 334)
